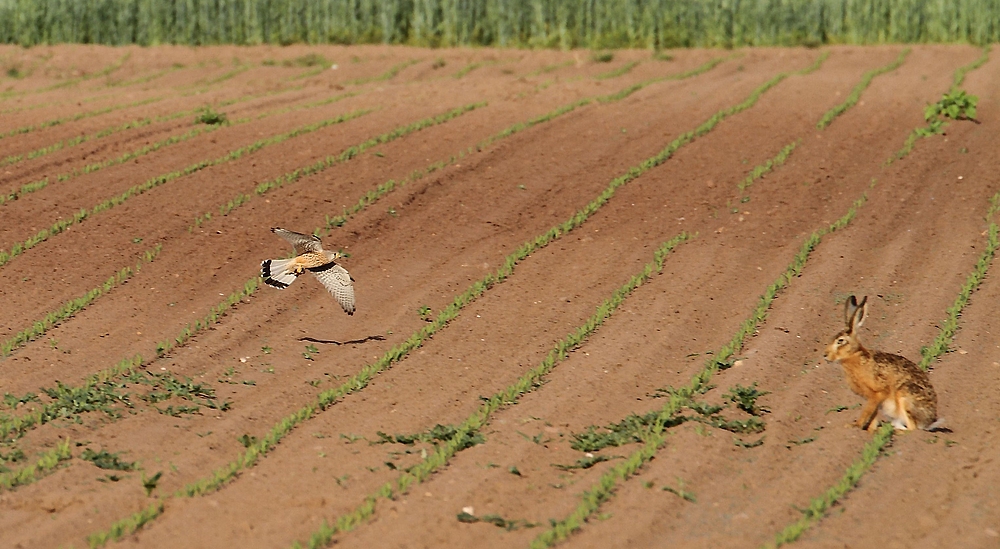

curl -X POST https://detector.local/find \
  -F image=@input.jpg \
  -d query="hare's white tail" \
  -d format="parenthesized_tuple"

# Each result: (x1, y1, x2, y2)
(924, 418, 947, 432)
(262, 258, 298, 289)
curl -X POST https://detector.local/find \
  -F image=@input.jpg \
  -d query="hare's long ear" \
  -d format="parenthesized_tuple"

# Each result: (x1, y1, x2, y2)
(844, 295, 859, 327)
(850, 296, 869, 331)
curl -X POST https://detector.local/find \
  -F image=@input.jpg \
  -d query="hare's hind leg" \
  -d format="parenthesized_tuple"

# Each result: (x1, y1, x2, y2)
(898, 395, 920, 430)
(856, 394, 884, 431)
(881, 395, 914, 430)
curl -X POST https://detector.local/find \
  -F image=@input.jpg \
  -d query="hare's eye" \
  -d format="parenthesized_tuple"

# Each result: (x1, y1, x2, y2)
(837, 338, 846, 345)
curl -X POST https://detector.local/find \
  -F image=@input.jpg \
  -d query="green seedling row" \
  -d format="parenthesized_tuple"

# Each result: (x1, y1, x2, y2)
(347, 59, 419, 85)
(798, 50, 831, 75)
(918, 218, 998, 369)
(156, 276, 261, 357)
(0, 120, 212, 206)
(0, 439, 72, 493)
(292, 66, 326, 80)
(317, 57, 728, 234)
(0, 107, 374, 270)
(816, 48, 909, 130)
(738, 140, 798, 193)
(207, 58, 725, 234)
(276, 91, 360, 115)
(1, 79, 348, 170)
(531, 189, 872, 548)
(0, 52, 129, 99)
(763, 422, 894, 548)
(249, 101, 474, 196)
(319, 159, 455, 234)
(596, 60, 640, 80)
(1, 109, 188, 168)
(594, 56, 728, 104)
(453, 61, 486, 79)
(0, 95, 79, 116)
(523, 60, 574, 78)
(890, 126, 936, 163)
(109, 64, 184, 88)
(86, 54, 766, 546)
(323, 55, 740, 242)
(87, 501, 164, 548)
(190, 102, 482, 229)
(268, 55, 331, 74)
(296, 233, 693, 549)
(952, 44, 991, 92)
(2, 90, 364, 206)
(0, 245, 162, 358)
(0, 95, 165, 141)
(2, 274, 259, 443)
(199, 63, 252, 87)
(988, 191, 1000, 221)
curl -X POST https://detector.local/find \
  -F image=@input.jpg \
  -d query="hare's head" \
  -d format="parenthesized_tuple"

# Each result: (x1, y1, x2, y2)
(824, 295, 868, 362)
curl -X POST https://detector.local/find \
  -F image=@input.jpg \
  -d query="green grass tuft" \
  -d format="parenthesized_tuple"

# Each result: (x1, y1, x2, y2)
(194, 106, 228, 125)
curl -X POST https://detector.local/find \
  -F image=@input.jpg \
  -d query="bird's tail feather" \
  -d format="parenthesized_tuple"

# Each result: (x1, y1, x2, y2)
(262, 258, 298, 289)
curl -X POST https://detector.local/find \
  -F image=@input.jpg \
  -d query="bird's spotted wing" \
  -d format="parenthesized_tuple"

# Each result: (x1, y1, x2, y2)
(272, 227, 323, 255)
(309, 263, 355, 315)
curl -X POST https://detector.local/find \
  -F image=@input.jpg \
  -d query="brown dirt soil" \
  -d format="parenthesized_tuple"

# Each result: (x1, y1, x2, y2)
(0, 44, 997, 549)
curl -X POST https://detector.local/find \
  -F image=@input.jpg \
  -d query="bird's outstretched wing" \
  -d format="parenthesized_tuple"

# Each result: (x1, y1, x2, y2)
(309, 263, 355, 315)
(272, 227, 323, 255)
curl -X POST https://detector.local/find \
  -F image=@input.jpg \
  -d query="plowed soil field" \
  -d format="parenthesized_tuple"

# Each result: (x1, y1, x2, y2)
(0, 43, 998, 549)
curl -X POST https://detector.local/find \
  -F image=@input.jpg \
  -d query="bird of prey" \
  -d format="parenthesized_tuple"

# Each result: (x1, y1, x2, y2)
(261, 227, 355, 315)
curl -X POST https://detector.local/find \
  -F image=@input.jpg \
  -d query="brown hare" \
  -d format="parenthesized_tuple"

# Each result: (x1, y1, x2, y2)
(825, 295, 943, 432)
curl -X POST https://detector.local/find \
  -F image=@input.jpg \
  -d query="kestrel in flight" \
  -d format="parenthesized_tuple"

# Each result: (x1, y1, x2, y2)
(261, 228, 355, 315)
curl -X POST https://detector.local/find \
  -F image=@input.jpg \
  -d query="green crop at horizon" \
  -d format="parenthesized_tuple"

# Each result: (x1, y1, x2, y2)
(2, 0, 999, 48)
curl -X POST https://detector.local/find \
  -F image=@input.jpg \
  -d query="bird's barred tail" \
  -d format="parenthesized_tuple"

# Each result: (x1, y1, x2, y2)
(261, 258, 298, 289)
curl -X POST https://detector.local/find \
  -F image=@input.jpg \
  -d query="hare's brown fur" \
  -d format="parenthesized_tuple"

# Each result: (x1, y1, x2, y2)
(824, 296, 939, 431)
